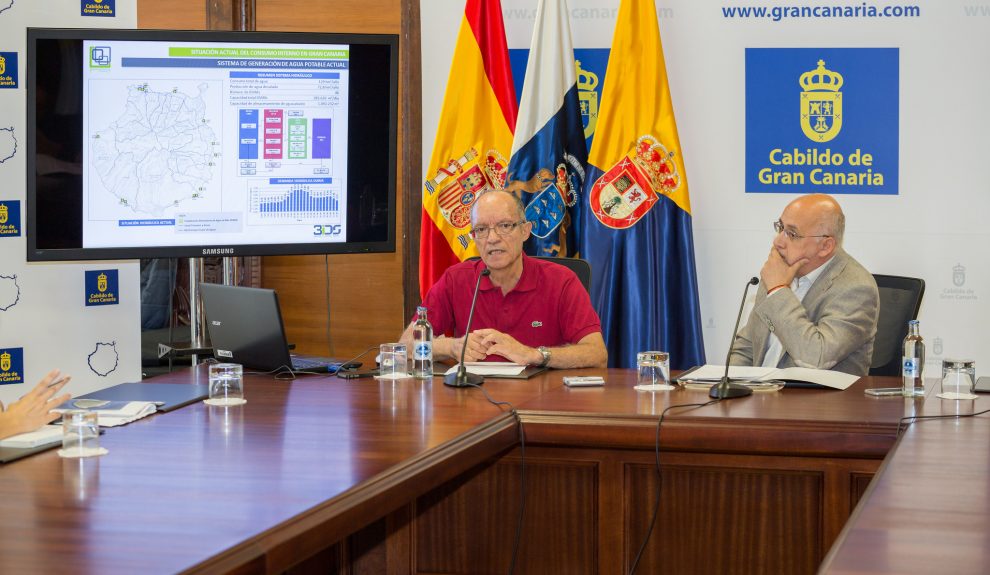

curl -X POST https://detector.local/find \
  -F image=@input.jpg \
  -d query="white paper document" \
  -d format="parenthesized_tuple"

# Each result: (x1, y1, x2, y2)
(0, 425, 64, 448)
(677, 365, 859, 390)
(53, 400, 158, 427)
(444, 362, 528, 376)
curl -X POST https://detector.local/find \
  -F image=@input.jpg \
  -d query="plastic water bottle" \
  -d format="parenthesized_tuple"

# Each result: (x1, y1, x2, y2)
(901, 320, 925, 397)
(412, 306, 433, 379)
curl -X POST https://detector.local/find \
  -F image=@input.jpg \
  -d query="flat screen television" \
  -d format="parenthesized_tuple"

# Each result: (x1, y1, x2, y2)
(26, 28, 397, 261)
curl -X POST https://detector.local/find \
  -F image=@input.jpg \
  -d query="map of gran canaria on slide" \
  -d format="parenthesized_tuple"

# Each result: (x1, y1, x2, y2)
(82, 40, 350, 248)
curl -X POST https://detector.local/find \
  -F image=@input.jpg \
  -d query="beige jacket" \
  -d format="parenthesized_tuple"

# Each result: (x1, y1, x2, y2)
(729, 250, 880, 376)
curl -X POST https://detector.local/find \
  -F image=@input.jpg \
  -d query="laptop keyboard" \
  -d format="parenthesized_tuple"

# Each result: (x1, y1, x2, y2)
(290, 356, 338, 372)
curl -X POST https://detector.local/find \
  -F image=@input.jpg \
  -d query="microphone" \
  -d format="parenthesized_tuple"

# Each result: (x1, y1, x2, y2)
(710, 276, 760, 400)
(444, 268, 491, 387)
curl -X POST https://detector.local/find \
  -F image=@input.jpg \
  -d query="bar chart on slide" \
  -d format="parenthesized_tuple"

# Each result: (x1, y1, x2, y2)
(248, 177, 342, 224)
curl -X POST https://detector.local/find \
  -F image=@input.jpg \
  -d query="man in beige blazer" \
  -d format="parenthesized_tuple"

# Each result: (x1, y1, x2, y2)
(729, 194, 879, 376)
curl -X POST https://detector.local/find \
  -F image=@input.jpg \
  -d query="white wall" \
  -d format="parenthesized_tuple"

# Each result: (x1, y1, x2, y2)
(0, 0, 141, 405)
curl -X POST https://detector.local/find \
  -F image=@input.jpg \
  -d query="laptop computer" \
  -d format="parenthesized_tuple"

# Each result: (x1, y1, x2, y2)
(199, 283, 339, 373)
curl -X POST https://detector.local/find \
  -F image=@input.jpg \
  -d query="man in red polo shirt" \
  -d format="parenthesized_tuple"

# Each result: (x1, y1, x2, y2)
(400, 191, 607, 368)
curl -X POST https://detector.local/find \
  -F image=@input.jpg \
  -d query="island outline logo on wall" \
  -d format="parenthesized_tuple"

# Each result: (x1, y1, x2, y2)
(88, 341, 120, 376)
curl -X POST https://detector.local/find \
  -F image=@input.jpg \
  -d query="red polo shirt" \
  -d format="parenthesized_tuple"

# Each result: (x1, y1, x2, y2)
(418, 255, 602, 361)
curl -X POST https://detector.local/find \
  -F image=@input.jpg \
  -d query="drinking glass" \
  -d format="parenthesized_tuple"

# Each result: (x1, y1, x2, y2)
(940, 358, 977, 400)
(58, 410, 106, 458)
(378, 343, 409, 380)
(206, 363, 246, 406)
(635, 351, 674, 391)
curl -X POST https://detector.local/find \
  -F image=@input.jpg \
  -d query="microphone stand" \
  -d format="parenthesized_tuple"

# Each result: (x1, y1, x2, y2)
(444, 268, 490, 387)
(711, 277, 760, 400)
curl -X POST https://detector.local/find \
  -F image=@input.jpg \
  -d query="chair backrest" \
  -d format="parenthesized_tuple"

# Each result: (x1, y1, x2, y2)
(533, 256, 592, 294)
(870, 274, 925, 376)
(465, 256, 592, 294)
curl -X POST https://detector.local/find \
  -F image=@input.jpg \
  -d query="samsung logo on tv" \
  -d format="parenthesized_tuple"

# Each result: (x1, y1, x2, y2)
(202, 247, 236, 255)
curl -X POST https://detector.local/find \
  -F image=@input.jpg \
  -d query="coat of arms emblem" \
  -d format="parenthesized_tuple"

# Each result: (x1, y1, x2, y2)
(576, 60, 599, 140)
(589, 135, 680, 229)
(953, 263, 966, 287)
(800, 59, 844, 143)
(424, 148, 508, 230)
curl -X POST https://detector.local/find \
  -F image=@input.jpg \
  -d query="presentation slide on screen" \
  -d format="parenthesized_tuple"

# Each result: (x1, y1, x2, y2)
(81, 40, 350, 248)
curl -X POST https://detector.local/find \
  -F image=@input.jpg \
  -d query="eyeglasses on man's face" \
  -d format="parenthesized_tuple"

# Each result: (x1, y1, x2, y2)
(773, 219, 830, 241)
(470, 220, 527, 240)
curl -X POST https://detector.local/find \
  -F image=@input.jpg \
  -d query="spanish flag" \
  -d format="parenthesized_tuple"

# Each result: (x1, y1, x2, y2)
(577, 0, 706, 369)
(420, 0, 517, 298)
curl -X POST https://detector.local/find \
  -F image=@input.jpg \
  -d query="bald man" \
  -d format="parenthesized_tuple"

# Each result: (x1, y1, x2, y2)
(401, 190, 607, 369)
(729, 194, 879, 376)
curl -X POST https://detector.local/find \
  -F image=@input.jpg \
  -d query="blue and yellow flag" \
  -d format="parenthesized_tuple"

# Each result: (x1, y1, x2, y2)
(578, 0, 705, 369)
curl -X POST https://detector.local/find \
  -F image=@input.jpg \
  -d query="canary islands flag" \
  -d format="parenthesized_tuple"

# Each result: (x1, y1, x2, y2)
(505, 0, 587, 257)
(420, 0, 517, 298)
(578, 0, 705, 369)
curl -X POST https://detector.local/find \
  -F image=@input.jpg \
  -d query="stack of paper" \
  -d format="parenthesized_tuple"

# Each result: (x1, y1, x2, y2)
(444, 362, 528, 376)
(676, 365, 859, 390)
(53, 400, 158, 427)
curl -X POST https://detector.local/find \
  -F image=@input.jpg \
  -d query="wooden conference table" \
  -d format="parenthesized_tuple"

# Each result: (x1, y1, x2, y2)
(0, 366, 985, 574)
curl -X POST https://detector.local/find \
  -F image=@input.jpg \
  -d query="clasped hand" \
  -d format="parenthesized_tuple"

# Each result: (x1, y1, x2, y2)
(453, 328, 537, 365)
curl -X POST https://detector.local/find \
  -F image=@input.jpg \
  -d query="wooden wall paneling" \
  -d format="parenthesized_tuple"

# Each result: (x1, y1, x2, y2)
(283, 542, 345, 575)
(137, 0, 207, 29)
(256, 0, 400, 33)
(623, 450, 879, 575)
(206, 0, 255, 30)
(385, 503, 415, 575)
(262, 254, 404, 358)
(849, 472, 875, 507)
(401, 0, 423, 320)
(626, 463, 823, 574)
(411, 444, 882, 575)
(415, 456, 599, 574)
(255, 0, 408, 358)
(598, 449, 629, 573)
(349, 519, 389, 575)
